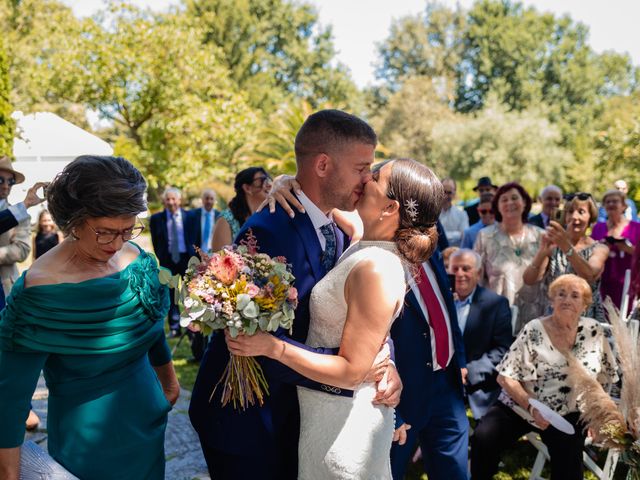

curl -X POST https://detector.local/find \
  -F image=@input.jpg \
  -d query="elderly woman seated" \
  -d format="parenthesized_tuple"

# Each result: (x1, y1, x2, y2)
(470, 274, 618, 480)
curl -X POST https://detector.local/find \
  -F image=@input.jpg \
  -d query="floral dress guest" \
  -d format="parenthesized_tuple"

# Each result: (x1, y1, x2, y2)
(474, 182, 544, 332)
(524, 193, 609, 322)
(591, 189, 640, 312)
(212, 167, 272, 250)
(0, 156, 179, 480)
(471, 274, 618, 480)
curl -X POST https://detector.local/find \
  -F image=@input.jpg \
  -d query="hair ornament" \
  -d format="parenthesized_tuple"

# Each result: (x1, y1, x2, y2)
(404, 198, 419, 222)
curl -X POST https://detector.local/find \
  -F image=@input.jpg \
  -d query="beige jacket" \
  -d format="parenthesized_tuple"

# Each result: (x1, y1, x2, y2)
(0, 203, 31, 297)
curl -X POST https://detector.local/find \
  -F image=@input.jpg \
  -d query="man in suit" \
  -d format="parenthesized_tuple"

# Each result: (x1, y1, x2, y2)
(460, 193, 495, 249)
(189, 109, 401, 479)
(149, 187, 195, 336)
(465, 176, 497, 225)
(186, 189, 219, 253)
(449, 248, 513, 419)
(529, 185, 562, 228)
(390, 248, 469, 480)
(0, 157, 32, 299)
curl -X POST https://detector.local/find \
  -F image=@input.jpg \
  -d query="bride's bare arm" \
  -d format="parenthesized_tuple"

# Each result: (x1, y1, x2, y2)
(226, 259, 403, 389)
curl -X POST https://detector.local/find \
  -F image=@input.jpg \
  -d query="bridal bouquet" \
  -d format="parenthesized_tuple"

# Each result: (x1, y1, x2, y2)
(565, 300, 640, 479)
(160, 231, 298, 410)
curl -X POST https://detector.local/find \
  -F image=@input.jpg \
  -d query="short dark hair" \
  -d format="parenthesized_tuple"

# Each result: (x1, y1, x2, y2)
(492, 182, 532, 223)
(47, 155, 147, 234)
(294, 109, 377, 164)
(228, 166, 270, 224)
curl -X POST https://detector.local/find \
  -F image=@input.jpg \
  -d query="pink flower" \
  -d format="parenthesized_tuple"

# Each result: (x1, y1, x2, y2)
(287, 287, 298, 302)
(209, 254, 239, 285)
(246, 283, 260, 298)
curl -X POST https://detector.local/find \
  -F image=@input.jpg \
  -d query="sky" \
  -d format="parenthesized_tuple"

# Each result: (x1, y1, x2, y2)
(61, 0, 640, 88)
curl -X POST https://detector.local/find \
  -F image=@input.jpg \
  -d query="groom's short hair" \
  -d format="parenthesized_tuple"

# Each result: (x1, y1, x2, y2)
(294, 109, 377, 164)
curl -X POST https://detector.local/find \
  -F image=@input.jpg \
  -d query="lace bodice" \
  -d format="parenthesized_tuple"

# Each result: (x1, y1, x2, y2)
(307, 240, 406, 348)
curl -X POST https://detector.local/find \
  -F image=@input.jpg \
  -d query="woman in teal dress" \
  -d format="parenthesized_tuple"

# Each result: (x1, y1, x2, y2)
(211, 167, 272, 250)
(0, 155, 179, 480)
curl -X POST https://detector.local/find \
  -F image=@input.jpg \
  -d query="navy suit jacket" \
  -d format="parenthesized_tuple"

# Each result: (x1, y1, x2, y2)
(149, 208, 195, 267)
(462, 286, 513, 419)
(528, 213, 545, 229)
(391, 252, 466, 431)
(185, 207, 220, 251)
(189, 203, 349, 455)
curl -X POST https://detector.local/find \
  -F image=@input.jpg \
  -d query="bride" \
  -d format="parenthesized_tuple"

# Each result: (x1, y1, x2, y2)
(226, 158, 444, 479)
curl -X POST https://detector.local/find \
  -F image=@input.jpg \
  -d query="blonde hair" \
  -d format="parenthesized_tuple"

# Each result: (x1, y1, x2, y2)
(548, 274, 592, 306)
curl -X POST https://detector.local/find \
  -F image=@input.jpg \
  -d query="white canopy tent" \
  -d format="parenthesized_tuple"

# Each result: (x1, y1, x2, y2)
(10, 111, 113, 213)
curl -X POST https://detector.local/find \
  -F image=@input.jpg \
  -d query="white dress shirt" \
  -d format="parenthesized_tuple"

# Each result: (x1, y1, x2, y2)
(297, 191, 334, 251)
(440, 205, 469, 247)
(407, 262, 455, 370)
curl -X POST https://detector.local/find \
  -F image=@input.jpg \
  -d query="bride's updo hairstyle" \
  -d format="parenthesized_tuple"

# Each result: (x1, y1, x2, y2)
(378, 158, 444, 265)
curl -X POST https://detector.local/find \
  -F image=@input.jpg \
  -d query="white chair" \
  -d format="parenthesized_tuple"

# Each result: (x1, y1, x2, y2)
(526, 432, 620, 480)
(510, 304, 519, 337)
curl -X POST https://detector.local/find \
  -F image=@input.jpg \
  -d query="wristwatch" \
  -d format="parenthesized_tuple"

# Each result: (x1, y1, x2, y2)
(625, 239, 633, 248)
(565, 246, 574, 257)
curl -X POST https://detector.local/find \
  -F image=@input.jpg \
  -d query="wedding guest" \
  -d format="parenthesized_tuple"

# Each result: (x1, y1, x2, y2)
(211, 167, 272, 251)
(186, 189, 219, 253)
(449, 249, 513, 419)
(591, 189, 640, 311)
(598, 179, 638, 222)
(439, 178, 468, 247)
(0, 157, 32, 299)
(0, 155, 179, 480)
(464, 176, 497, 225)
(442, 246, 459, 272)
(33, 210, 63, 259)
(150, 187, 195, 337)
(474, 182, 544, 332)
(470, 274, 617, 480)
(460, 194, 495, 249)
(529, 185, 562, 229)
(524, 193, 608, 321)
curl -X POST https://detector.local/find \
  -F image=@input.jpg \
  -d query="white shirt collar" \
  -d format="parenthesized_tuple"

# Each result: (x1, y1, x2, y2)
(296, 190, 333, 229)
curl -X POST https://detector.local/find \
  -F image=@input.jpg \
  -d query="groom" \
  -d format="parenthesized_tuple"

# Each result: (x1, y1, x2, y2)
(189, 109, 402, 479)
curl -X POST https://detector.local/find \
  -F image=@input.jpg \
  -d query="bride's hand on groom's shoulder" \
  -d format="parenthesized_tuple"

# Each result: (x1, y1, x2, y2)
(257, 175, 304, 218)
(224, 329, 279, 358)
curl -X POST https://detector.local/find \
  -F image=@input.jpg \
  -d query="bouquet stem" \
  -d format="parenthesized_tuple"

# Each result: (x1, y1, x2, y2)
(211, 354, 270, 410)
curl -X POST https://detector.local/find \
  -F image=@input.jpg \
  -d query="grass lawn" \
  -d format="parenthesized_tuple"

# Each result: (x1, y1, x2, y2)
(168, 337, 627, 480)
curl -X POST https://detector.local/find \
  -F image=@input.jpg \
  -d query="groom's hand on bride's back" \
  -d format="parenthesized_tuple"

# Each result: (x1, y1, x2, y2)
(256, 174, 304, 218)
(372, 364, 402, 408)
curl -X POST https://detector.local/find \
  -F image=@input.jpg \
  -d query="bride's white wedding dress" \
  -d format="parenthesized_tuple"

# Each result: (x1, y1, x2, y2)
(297, 240, 406, 479)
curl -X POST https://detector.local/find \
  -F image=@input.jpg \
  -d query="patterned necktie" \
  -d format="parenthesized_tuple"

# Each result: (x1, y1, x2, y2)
(320, 223, 337, 271)
(202, 211, 212, 251)
(170, 213, 181, 263)
(416, 265, 450, 368)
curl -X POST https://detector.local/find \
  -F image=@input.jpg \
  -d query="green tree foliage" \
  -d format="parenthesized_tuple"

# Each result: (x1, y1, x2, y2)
(185, 0, 361, 113)
(372, 76, 455, 163)
(429, 96, 573, 195)
(0, 36, 14, 158)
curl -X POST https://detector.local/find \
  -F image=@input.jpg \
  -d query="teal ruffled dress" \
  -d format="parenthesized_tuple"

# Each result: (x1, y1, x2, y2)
(0, 244, 171, 480)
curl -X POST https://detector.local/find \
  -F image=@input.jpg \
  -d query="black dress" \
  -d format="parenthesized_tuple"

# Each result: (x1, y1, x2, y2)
(34, 232, 59, 258)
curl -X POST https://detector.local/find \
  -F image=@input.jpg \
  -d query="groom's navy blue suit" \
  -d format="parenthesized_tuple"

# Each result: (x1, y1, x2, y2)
(189, 203, 350, 479)
(390, 252, 470, 480)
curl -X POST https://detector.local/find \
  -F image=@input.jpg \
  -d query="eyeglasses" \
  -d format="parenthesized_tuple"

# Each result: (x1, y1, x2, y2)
(565, 192, 593, 202)
(0, 176, 16, 186)
(444, 190, 454, 195)
(86, 222, 145, 244)
(252, 176, 272, 188)
(478, 208, 494, 215)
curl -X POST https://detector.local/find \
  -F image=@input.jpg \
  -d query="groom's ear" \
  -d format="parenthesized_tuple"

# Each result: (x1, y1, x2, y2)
(314, 153, 331, 178)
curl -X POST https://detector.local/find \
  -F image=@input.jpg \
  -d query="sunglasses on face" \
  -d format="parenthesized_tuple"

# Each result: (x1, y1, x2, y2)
(478, 208, 493, 215)
(252, 176, 272, 188)
(565, 192, 592, 201)
(0, 176, 16, 186)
